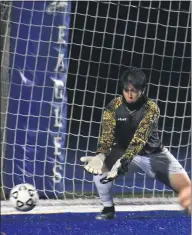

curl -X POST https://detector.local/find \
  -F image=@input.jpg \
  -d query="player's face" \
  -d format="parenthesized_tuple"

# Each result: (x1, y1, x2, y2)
(123, 84, 142, 103)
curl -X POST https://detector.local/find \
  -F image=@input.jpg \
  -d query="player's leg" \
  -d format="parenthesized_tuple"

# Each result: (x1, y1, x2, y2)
(134, 147, 191, 195)
(179, 185, 191, 214)
(93, 173, 115, 220)
(150, 149, 191, 214)
(93, 146, 139, 220)
(150, 148, 191, 193)
(93, 147, 122, 220)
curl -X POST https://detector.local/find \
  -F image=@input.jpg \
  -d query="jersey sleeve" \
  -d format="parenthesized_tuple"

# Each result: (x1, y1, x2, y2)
(96, 97, 122, 155)
(122, 100, 160, 161)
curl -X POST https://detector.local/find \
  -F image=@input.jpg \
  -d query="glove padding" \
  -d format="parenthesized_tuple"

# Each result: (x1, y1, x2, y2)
(80, 153, 106, 175)
(100, 157, 131, 184)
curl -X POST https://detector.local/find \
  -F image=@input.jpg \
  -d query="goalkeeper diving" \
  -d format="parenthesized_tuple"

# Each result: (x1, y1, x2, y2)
(81, 66, 191, 219)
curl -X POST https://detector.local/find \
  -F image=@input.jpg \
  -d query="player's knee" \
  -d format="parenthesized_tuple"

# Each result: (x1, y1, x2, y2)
(93, 172, 108, 184)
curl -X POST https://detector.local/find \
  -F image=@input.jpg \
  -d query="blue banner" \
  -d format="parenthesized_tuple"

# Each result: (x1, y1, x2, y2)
(3, 1, 71, 198)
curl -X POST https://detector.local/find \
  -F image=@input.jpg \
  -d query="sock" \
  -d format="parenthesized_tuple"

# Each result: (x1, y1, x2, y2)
(93, 172, 113, 207)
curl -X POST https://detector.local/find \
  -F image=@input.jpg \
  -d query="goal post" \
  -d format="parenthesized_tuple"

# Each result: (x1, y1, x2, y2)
(1, 1, 191, 203)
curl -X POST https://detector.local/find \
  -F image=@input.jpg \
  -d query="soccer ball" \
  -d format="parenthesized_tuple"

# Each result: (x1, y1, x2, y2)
(9, 183, 39, 212)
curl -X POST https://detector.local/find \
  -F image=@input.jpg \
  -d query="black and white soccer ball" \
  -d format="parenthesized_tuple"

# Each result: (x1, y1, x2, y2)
(9, 183, 39, 212)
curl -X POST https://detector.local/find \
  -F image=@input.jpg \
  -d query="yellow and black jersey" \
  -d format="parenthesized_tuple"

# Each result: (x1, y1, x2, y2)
(96, 96, 163, 161)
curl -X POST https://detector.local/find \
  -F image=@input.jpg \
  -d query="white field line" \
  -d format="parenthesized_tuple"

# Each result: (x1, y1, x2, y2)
(1, 200, 182, 215)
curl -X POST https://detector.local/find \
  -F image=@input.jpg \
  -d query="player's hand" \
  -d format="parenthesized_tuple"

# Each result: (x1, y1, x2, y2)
(179, 186, 191, 214)
(100, 157, 131, 184)
(80, 153, 106, 175)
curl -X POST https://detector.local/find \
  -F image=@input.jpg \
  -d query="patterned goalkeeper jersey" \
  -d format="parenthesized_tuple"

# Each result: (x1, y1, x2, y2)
(96, 96, 163, 161)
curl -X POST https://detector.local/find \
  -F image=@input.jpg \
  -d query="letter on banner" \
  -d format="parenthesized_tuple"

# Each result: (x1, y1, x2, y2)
(4, 1, 71, 198)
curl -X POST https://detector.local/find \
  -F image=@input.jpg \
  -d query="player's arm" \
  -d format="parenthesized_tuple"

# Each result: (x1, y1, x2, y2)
(101, 100, 160, 183)
(81, 98, 119, 175)
(96, 108, 116, 155)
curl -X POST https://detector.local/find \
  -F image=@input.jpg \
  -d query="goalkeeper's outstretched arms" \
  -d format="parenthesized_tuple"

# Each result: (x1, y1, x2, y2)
(80, 98, 121, 175)
(100, 100, 160, 184)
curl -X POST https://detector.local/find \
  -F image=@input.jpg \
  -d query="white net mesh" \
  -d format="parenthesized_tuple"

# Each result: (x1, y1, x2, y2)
(1, 1, 191, 204)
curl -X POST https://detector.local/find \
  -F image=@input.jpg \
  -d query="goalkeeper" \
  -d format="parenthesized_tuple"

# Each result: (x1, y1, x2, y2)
(81, 67, 191, 220)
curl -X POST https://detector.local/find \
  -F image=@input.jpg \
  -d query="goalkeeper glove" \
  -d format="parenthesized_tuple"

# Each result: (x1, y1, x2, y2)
(100, 157, 131, 184)
(80, 153, 106, 175)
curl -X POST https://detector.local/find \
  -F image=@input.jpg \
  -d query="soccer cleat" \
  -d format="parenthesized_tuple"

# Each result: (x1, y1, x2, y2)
(95, 205, 116, 220)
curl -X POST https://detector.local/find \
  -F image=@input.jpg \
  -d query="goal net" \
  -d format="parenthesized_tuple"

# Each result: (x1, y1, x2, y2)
(1, 1, 191, 205)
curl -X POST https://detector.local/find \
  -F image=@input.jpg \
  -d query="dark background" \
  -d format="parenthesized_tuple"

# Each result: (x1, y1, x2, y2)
(63, 1, 191, 195)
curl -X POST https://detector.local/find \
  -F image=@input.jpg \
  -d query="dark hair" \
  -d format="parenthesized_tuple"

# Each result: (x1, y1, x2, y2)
(120, 66, 147, 91)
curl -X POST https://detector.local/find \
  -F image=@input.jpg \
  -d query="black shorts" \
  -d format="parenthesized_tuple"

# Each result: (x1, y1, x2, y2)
(105, 147, 125, 171)
(104, 147, 185, 192)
